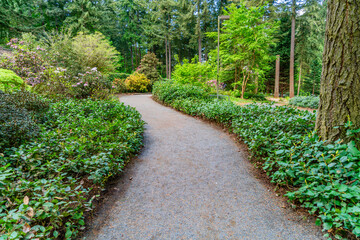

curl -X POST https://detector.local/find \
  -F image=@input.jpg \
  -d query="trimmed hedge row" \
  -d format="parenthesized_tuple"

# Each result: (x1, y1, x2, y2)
(153, 81, 360, 239)
(0, 99, 145, 239)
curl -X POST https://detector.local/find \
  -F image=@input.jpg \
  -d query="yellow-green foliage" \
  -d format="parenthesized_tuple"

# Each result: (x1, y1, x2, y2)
(72, 32, 120, 73)
(0, 68, 30, 92)
(125, 73, 150, 92)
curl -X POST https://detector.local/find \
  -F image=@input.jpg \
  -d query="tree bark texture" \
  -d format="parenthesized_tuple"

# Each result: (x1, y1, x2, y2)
(131, 45, 134, 71)
(297, 62, 302, 96)
(274, 55, 280, 98)
(316, 0, 360, 142)
(169, 40, 172, 79)
(289, 0, 296, 98)
(165, 38, 168, 79)
(198, 0, 202, 63)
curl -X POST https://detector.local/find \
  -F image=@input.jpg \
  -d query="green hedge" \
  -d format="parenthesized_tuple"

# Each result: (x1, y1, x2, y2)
(289, 95, 320, 109)
(0, 99, 145, 239)
(152, 81, 360, 238)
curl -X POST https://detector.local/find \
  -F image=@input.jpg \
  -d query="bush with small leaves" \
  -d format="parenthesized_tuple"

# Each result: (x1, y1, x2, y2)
(125, 72, 150, 92)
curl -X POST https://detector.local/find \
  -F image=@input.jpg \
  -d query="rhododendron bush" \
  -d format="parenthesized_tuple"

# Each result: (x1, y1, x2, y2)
(0, 32, 118, 99)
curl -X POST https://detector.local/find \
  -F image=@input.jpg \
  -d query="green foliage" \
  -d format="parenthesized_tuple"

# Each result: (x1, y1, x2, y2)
(137, 52, 160, 84)
(230, 90, 267, 101)
(153, 81, 360, 238)
(207, 2, 279, 98)
(125, 72, 150, 92)
(172, 55, 216, 87)
(0, 68, 28, 92)
(112, 78, 127, 93)
(152, 81, 210, 104)
(70, 68, 113, 99)
(71, 32, 120, 74)
(0, 98, 144, 239)
(289, 96, 319, 109)
(0, 38, 47, 86)
(0, 90, 49, 151)
(108, 72, 130, 81)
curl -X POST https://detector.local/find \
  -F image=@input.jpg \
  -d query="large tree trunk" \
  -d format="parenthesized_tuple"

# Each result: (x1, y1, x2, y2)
(289, 0, 296, 98)
(316, 0, 360, 142)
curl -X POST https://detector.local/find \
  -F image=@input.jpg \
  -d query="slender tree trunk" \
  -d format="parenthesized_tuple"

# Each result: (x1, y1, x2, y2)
(165, 38, 168, 79)
(274, 55, 280, 98)
(131, 45, 134, 71)
(312, 79, 315, 95)
(255, 75, 259, 94)
(134, 44, 138, 68)
(169, 40, 172, 79)
(297, 62, 302, 96)
(241, 74, 246, 99)
(234, 66, 237, 90)
(197, 0, 202, 63)
(254, 64, 259, 94)
(289, 0, 296, 98)
(316, 0, 360, 142)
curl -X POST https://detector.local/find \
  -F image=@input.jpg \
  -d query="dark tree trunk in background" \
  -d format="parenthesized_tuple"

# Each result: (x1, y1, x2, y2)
(274, 55, 280, 98)
(316, 0, 360, 142)
(198, 0, 202, 63)
(169, 40, 172, 79)
(131, 45, 134, 71)
(165, 38, 169, 79)
(297, 62, 302, 96)
(289, 0, 296, 98)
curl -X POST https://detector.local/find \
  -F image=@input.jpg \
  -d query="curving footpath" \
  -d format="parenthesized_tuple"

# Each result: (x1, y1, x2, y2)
(84, 94, 324, 240)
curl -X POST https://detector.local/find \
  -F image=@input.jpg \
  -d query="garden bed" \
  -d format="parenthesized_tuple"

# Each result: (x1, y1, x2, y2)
(0, 93, 145, 239)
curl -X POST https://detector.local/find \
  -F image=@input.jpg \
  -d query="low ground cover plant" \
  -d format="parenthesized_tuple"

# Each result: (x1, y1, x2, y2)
(289, 95, 320, 109)
(0, 99, 145, 239)
(153, 81, 360, 239)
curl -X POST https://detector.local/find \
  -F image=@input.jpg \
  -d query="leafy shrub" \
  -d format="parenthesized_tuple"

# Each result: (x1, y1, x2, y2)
(70, 67, 113, 99)
(172, 55, 216, 87)
(0, 99, 144, 239)
(1, 90, 50, 115)
(153, 81, 360, 238)
(243, 92, 267, 101)
(230, 90, 267, 101)
(0, 68, 29, 92)
(0, 90, 50, 150)
(289, 96, 319, 109)
(152, 81, 209, 103)
(125, 72, 150, 92)
(71, 32, 120, 74)
(112, 78, 126, 93)
(108, 72, 130, 81)
(0, 38, 47, 86)
(32, 67, 72, 98)
(137, 52, 160, 84)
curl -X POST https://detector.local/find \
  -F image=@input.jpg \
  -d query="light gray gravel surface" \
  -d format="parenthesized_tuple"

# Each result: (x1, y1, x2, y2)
(84, 94, 324, 240)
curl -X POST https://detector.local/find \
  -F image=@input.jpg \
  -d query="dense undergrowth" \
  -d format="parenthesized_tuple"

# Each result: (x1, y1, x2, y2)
(0, 95, 144, 239)
(153, 81, 360, 239)
(289, 95, 320, 109)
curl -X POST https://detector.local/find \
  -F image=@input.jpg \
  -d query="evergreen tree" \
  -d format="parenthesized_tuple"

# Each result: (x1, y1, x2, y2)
(138, 52, 161, 84)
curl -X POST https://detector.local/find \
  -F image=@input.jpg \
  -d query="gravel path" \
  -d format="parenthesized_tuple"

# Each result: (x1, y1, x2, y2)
(84, 94, 323, 240)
